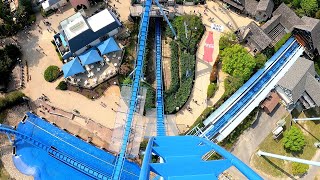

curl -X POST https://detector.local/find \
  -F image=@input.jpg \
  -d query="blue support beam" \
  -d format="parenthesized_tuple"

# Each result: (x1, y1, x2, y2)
(140, 136, 262, 180)
(112, 0, 152, 179)
(154, 0, 177, 38)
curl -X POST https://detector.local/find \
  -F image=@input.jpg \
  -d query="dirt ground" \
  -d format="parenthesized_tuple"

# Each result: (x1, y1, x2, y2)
(162, 38, 172, 90)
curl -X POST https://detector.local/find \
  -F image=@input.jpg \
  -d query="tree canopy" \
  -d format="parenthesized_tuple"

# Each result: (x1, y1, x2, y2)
(221, 44, 256, 81)
(283, 126, 306, 152)
(0, 44, 22, 90)
(301, 0, 318, 16)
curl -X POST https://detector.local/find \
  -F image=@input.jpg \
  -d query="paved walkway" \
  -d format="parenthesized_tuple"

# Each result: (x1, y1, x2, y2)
(301, 149, 320, 180)
(226, 105, 288, 179)
(173, 2, 254, 131)
(17, 6, 121, 129)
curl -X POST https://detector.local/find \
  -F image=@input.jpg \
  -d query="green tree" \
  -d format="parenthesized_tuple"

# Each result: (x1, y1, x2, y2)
(301, 0, 318, 16)
(223, 76, 244, 98)
(292, 0, 301, 8)
(255, 53, 267, 69)
(219, 32, 237, 51)
(221, 44, 256, 80)
(4, 44, 22, 60)
(44, 66, 60, 82)
(292, 162, 309, 175)
(283, 126, 305, 152)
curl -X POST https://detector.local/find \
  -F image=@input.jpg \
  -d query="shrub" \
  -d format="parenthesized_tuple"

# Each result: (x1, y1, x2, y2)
(219, 32, 237, 51)
(166, 41, 180, 94)
(223, 76, 244, 98)
(283, 126, 305, 152)
(57, 81, 67, 90)
(255, 53, 267, 69)
(122, 77, 132, 85)
(292, 162, 308, 175)
(274, 33, 292, 52)
(44, 65, 60, 82)
(210, 60, 219, 83)
(0, 91, 25, 111)
(207, 83, 217, 98)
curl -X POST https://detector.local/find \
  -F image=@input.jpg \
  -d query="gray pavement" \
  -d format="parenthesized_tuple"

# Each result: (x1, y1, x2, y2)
(227, 105, 288, 179)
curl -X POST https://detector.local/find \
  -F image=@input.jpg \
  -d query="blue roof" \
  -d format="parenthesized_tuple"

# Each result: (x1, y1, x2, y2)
(78, 48, 103, 65)
(62, 57, 85, 78)
(96, 37, 121, 55)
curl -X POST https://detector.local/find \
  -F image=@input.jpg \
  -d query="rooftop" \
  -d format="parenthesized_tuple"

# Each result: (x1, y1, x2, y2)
(247, 21, 272, 50)
(277, 57, 320, 105)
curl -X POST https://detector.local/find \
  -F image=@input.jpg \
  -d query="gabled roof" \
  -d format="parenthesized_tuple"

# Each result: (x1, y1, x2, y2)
(96, 37, 121, 55)
(277, 57, 316, 103)
(247, 22, 272, 50)
(273, 3, 304, 31)
(244, 0, 258, 16)
(261, 14, 281, 33)
(305, 74, 320, 106)
(62, 57, 85, 78)
(78, 48, 103, 65)
(297, 16, 320, 52)
(256, 0, 274, 18)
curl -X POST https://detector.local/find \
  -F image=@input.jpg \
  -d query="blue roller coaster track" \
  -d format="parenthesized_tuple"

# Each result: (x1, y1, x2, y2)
(155, 18, 166, 136)
(112, 0, 152, 179)
(201, 38, 301, 140)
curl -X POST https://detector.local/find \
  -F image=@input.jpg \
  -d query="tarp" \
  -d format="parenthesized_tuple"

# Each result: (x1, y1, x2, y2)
(62, 57, 85, 78)
(96, 37, 121, 55)
(78, 48, 103, 65)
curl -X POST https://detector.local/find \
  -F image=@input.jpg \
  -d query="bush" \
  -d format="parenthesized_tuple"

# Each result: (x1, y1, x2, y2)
(223, 76, 244, 98)
(292, 162, 308, 175)
(210, 60, 219, 83)
(166, 41, 180, 94)
(44, 65, 60, 82)
(56, 81, 67, 90)
(255, 53, 267, 69)
(219, 32, 237, 51)
(143, 83, 155, 110)
(283, 126, 305, 152)
(122, 77, 132, 85)
(0, 91, 25, 111)
(274, 33, 292, 52)
(207, 83, 217, 98)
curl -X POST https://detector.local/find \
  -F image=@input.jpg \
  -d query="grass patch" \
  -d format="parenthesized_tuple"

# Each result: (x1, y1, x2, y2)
(252, 110, 320, 178)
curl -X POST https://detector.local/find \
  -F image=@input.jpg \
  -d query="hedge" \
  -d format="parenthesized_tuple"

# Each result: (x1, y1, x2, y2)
(0, 91, 25, 111)
(166, 41, 180, 94)
(44, 65, 60, 82)
(56, 81, 67, 90)
(207, 83, 217, 98)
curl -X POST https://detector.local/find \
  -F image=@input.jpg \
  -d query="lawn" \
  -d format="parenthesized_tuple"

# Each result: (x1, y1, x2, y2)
(251, 110, 320, 178)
